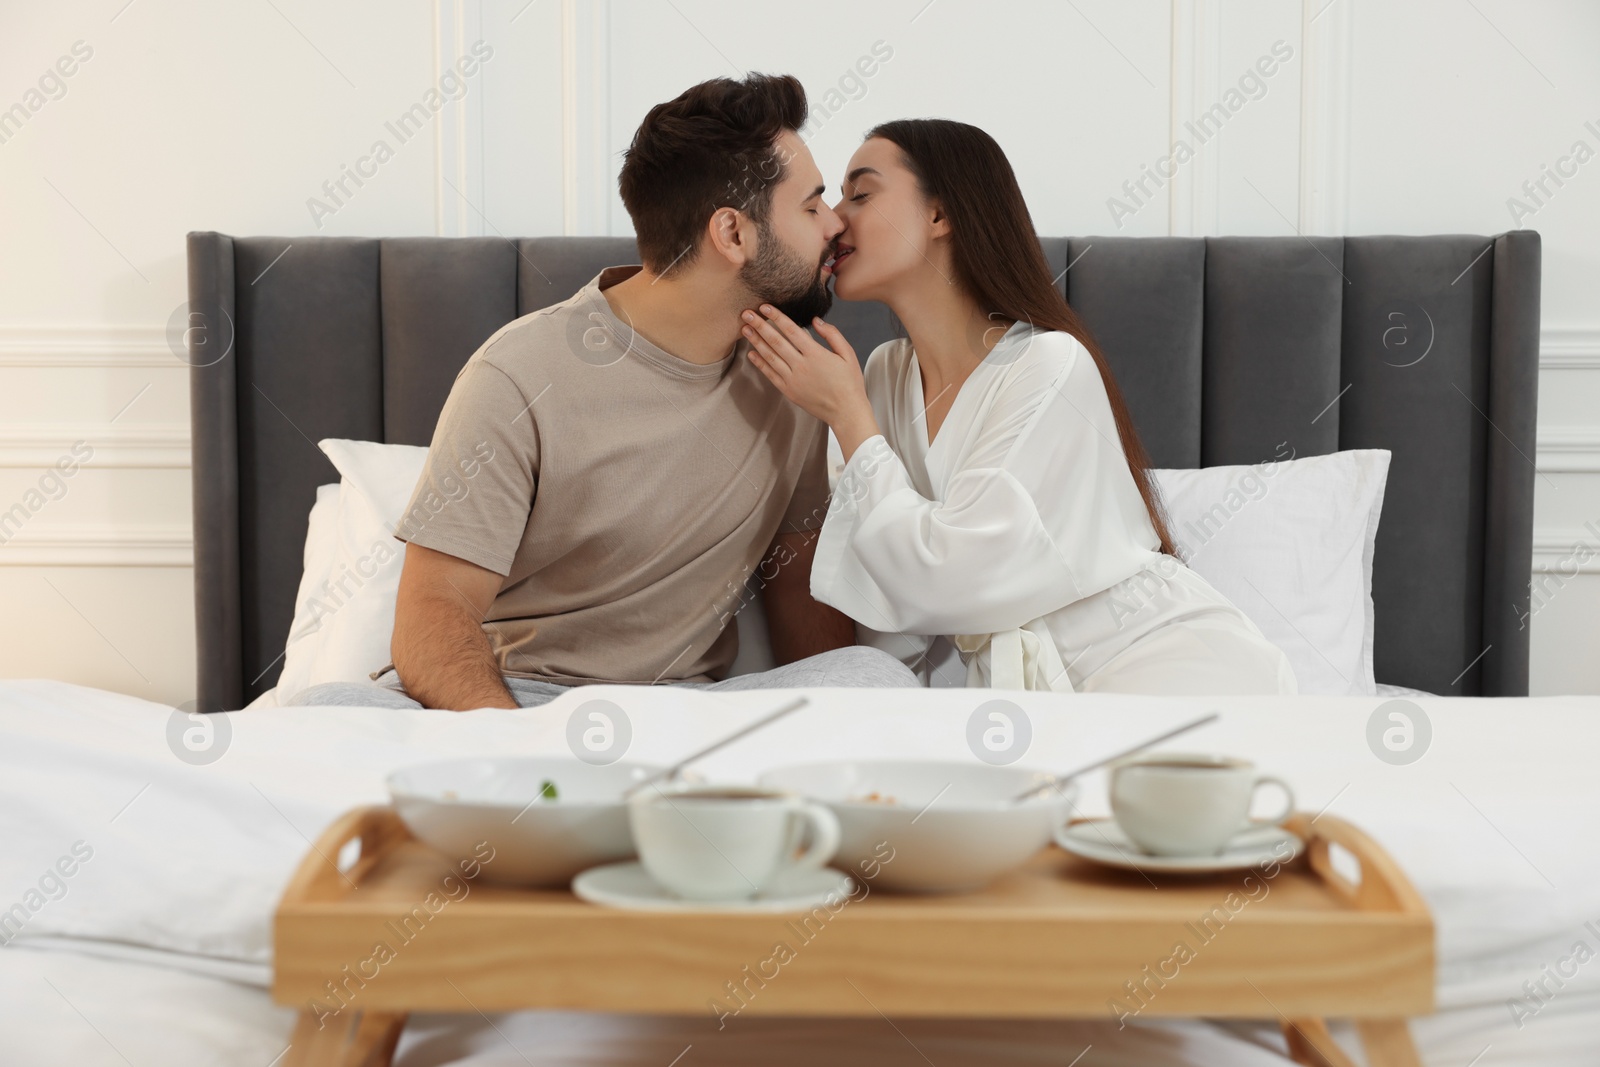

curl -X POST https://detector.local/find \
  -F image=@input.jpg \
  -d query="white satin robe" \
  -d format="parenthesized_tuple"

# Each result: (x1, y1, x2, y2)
(810, 323, 1298, 695)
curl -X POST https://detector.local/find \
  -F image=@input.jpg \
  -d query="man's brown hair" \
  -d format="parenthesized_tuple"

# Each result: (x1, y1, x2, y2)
(619, 73, 807, 275)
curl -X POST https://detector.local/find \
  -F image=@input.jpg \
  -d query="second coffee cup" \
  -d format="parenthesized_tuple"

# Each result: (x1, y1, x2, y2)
(1109, 752, 1294, 857)
(628, 784, 841, 901)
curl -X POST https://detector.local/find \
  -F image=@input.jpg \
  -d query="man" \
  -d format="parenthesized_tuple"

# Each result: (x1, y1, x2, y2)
(289, 73, 919, 710)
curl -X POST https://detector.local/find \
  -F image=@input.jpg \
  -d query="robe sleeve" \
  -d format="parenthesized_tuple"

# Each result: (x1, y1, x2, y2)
(812, 331, 1160, 636)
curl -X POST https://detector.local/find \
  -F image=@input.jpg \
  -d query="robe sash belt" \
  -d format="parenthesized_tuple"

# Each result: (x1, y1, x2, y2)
(951, 619, 1076, 692)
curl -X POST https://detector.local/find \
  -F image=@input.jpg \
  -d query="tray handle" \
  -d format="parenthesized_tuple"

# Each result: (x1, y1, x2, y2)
(1284, 812, 1427, 916)
(279, 805, 412, 904)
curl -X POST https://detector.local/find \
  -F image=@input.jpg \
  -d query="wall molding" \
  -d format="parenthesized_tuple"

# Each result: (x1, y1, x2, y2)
(564, 0, 610, 235)
(0, 524, 192, 567)
(4, 522, 1584, 574)
(4, 320, 1589, 367)
(1167, 0, 1222, 237)
(433, 0, 486, 237)
(1532, 523, 1600, 574)
(0, 424, 189, 469)
(1541, 326, 1600, 369)
(561, 0, 579, 234)
(0, 326, 176, 368)
(1297, 0, 1354, 236)
(1537, 428, 1600, 473)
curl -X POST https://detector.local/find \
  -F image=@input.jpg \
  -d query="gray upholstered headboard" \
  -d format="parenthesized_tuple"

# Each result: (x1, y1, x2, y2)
(186, 231, 1541, 710)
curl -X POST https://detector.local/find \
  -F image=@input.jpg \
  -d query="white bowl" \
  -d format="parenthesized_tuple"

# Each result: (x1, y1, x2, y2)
(386, 757, 664, 887)
(756, 760, 1076, 893)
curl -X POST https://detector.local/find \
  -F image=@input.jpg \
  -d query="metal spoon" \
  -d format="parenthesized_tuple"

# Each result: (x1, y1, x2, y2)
(621, 695, 811, 799)
(1007, 711, 1221, 804)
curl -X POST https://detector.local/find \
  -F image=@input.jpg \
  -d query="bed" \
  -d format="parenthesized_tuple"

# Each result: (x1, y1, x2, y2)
(4, 229, 1584, 1067)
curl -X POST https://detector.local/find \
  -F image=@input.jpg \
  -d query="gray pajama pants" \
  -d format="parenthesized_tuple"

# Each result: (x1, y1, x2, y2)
(284, 645, 921, 709)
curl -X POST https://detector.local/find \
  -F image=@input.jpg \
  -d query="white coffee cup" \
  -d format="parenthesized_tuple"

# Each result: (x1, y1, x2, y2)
(1109, 753, 1294, 857)
(627, 784, 841, 901)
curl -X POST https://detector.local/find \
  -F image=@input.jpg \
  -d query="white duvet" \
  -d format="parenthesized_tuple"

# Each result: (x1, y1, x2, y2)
(1, 679, 1597, 1066)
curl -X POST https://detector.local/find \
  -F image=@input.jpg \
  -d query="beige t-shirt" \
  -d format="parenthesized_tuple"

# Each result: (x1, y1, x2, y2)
(389, 265, 829, 685)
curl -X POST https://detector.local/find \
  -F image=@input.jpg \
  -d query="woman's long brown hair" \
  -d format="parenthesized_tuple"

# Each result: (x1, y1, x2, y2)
(867, 118, 1177, 557)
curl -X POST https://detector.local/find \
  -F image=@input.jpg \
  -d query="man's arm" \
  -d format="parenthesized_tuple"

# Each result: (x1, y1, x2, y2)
(758, 530, 857, 665)
(391, 543, 518, 710)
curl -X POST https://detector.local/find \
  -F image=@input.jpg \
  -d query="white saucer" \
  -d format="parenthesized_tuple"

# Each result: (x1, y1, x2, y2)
(572, 861, 856, 912)
(1054, 819, 1304, 874)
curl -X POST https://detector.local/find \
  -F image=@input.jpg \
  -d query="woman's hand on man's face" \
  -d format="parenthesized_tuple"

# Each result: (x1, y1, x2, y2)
(741, 305, 869, 427)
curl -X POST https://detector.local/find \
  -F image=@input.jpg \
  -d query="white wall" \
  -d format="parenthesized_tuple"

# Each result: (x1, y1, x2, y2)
(1, 0, 1595, 701)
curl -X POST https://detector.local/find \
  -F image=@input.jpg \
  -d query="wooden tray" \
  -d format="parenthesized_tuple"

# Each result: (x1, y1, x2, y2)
(274, 807, 1432, 1067)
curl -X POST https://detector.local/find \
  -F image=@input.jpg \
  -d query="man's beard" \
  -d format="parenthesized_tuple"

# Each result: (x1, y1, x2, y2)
(739, 217, 834, 325)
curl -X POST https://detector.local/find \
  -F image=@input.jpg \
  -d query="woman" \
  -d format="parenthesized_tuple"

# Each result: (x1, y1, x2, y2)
(738, 119, 1296, 695)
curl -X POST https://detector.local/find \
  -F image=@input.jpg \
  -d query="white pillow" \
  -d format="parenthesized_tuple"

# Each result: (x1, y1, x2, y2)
(1151, 449, 1391, 697)
(269, 440, 428, 703)
(261, 446, 432, 705)
(319, 437, 432, 531)
(247, 482, 342, 708)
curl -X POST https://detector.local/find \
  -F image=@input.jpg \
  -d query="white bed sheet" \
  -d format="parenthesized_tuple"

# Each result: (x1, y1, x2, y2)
(0, 938, 1302, 1067)
(1, 679, 1597, 1066)
(6, 941, 1597, 1067)
(0, 942, 294, 1066)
